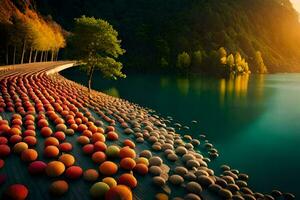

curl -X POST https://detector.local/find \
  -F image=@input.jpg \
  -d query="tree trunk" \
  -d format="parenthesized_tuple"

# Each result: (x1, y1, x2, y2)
(40, 51, 44, 62)
(28, 47, 33, 63)
(88, 65, 95, 96)
(5, 45, 9, 65)
(34, 50, 38, 63)
(56, 49, 59, 61)
(51, 50, 54, 61)
(13, 45, 16, 65)
(21, 40, 26, 64)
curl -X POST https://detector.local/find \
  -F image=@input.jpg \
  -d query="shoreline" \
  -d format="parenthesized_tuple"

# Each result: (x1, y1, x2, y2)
(0, 62, 295, 200)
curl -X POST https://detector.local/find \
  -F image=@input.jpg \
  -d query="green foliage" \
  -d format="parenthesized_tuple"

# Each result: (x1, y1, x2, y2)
(37, 0, 300, 73)
(176, 52, 191, 72)
(71, 16, 125, 79)
(192, 50, 203, 67)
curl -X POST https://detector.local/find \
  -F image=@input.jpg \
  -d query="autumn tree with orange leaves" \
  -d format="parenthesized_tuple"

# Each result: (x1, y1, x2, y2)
(0, 1, 65, 65)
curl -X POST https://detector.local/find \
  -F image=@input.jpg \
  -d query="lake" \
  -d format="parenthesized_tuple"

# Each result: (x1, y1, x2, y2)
(61, 68, 300, 198)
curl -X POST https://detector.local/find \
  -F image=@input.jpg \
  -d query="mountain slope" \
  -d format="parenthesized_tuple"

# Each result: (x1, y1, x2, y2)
(36, 0, 300, 73)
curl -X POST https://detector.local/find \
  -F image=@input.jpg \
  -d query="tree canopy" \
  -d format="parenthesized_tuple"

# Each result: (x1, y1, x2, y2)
(70, 16, 125, 92)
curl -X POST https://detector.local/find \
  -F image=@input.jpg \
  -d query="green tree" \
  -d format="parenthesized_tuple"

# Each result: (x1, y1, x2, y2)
(71, 16, 126, 93)
(255, 51, 268, 73)
(176, 52, 191, 72)
(192, 50, 203, 67)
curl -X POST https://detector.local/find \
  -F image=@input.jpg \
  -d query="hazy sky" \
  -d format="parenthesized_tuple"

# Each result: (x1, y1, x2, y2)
(291, 0, 300, 13)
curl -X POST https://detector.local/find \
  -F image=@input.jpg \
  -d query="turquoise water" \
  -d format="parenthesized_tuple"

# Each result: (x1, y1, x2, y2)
(62, 69, 300, 197)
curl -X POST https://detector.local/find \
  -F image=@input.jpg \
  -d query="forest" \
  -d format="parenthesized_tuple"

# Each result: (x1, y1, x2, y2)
(0, 0, 65, 65)
(1, 0, 300, 75)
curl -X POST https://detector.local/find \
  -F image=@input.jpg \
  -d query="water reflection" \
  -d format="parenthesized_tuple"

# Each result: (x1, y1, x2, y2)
(219, 74, 250, 106)
(176, 78, 190, 95)
(103, 87, 120, 98)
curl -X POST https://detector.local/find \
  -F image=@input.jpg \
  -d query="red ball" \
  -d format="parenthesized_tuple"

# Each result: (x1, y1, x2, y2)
(23, 136, 37, 146)
(92, 151, 106, 164)
(65, 166, 83, 179)
(0, 144, 10, 157)
(82, 144, 94, 154)
(9, 135, 22, 144)
(28, 161, 47, 175)
(0, 137, 8, 144)
(53, 131, 66, 141)
(4, 184, 28, 200)
(59, 142, 73, 152)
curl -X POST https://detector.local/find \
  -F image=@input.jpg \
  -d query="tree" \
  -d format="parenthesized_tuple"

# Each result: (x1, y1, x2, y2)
(192, 50, 203, 67)
(255, 51, 268, 73)
(218, 47, 227, 65)
(227, 54, 235, 71)
(71, 16, 126, 94)
(176, 52, 191, 72)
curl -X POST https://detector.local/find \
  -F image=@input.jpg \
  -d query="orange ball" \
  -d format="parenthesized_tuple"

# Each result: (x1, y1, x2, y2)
(123, 139, 135, 149)
(9, 127, 21, 135)
(41, 127, 53, 137)
(119, 147, 136, 159)
(46, 161, 65, 177)
(118, 173, 137, 189)
(49, 180, 69, 196)
(21, 149, 38, 162)
(13, 142, 28, 154)
(120, 158, 136, 170)
(44, 137, 59, 147)
(105, 185, 132, 200)
(77, 124, 88, 132)
(83, 169, 99, 182)
(92, 151, 106, 164)
(0, 124, 10, 134)
(77, 136, 90, 145)
(44, 145, 60, 158)
(107, 131, 119, 141)
(102, 177, 117, 188)
(133, 163, 148, 175)
(91, 133, 106, 143)
(94, 141, 107, 152)
(99, 161, 118, 176)
(59, 154, 75, 167)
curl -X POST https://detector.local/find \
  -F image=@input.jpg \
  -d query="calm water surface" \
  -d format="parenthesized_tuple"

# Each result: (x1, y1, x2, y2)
(62, 69, 300, 197)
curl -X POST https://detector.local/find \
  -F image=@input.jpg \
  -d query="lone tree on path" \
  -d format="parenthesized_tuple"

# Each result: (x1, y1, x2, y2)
(71, 16, 126, 94)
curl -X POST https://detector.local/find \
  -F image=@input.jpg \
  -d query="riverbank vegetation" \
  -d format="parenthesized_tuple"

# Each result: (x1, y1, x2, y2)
(0, 0, 65, 65)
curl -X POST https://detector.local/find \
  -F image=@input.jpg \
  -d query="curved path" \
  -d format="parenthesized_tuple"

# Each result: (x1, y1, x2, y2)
(0, 62, 292, 200)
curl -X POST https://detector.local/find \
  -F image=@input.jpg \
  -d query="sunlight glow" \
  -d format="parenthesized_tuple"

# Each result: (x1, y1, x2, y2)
(291, 0, 300, 13)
